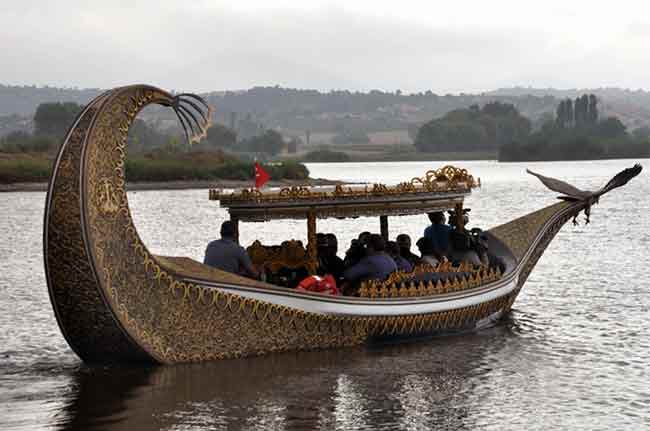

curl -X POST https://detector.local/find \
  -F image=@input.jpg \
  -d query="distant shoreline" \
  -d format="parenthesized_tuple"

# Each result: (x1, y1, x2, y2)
(0, 178, 344, 193)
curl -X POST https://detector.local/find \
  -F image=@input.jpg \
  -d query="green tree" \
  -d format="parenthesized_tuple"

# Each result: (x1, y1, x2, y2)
(332, 130, 371, 145)
(556, 100, 568, 128)
(0, 130, 57, 153)
(564, 99, 575, 127)
(574, 95, 589, 126)
(128, 119, 169, 151)
(205, 123, 237, 148)
(632, 126, 650, 140)
(242, 130, 284, 155)
(596, 117, 626, 138)
(588, 94, 598, 124)
(287, 136, 302, 153)
(33, 102, 83, 138)
(415, 102, 530, 152)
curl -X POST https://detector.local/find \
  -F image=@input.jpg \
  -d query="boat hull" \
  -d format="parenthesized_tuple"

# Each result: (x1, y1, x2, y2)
(43, 85, 583, 364)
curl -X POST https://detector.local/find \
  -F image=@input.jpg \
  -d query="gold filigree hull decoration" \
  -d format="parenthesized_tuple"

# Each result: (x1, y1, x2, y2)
(43, 84, 580, 364)
(358, 263, 503, 299)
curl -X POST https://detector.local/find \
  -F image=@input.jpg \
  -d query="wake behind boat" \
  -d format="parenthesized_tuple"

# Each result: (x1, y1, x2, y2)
(43, 85, 642, 364)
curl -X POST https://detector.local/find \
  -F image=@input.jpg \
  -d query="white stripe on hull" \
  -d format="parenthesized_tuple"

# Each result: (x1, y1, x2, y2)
(196, 276, 518, 317)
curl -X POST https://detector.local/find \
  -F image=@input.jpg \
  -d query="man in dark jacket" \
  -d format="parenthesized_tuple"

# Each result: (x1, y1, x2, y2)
(318, 233, 345, 280)
(204, 221, 258, 278)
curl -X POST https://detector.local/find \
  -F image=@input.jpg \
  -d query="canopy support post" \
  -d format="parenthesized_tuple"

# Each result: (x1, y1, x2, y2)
(380, 215, 389, 241)
(454, 202, 464, 230)
(306, 210, 318, 274)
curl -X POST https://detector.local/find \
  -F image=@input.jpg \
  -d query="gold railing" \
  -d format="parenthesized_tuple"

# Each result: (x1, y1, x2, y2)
(211, 166, 479, 203)
(358, 262, 502, 299)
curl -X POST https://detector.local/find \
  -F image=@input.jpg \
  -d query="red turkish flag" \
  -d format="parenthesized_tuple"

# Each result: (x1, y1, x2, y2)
(254, 162, 270, 189)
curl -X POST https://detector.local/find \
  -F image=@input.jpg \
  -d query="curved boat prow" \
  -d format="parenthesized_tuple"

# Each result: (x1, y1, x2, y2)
(489, 163, 642, 310)
(44, 85, 214, 363)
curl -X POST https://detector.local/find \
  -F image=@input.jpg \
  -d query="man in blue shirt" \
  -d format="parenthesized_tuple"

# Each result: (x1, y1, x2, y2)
(423, 212, 451, 257)
(387, 241, 413, 272)
(343, 234, 397, 283)
(204, 221, 258, 278)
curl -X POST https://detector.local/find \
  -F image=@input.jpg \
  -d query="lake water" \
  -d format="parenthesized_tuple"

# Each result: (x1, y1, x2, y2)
(1, 160, 649, 430)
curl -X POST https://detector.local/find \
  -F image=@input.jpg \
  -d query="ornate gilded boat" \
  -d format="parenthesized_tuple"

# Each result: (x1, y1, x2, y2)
(43, 85, 642, 364)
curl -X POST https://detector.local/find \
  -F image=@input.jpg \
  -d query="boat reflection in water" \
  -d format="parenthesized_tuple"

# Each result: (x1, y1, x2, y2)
(58, 322, 516, 431)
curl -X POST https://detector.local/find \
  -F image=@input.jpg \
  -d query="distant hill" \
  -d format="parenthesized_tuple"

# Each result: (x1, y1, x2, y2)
(4, 84, 650, 139)
(0, 85, 101, 116)
(0, 84, 559, 135)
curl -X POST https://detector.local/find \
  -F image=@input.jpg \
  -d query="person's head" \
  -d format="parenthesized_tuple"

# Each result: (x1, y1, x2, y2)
(416, 237, 435, 256)
(358, 231, 372, 245)
(325, 233, 338, 255)
(396, 234, 411, 252)
(386, 241, 400, 258)
(366, 234, 386, 255)
(345, 239, 364, 265)
(220, 220, 236, 239)
(428, 211, 446, 225)
(317, 233, 328, 253)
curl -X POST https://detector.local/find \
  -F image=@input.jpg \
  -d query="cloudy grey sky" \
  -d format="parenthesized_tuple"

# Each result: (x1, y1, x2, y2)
(2, 0, 650, 93)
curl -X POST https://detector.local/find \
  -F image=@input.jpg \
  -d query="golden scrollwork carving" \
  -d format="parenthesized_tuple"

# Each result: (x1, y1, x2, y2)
(247, 239, 316, 273)
(240, 188, 263, 200)
(279, 186, 313, 198)
(333, 184, 354, 196)
(359, 263, 501, 299)
(97, 178, 120, 215)
(411, 165, 477, 190)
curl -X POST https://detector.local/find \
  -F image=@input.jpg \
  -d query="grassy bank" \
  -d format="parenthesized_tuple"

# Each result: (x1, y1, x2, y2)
(0, 155, 52, 183)
(125, 157, 309, 182)
(0, 151, 310, 184)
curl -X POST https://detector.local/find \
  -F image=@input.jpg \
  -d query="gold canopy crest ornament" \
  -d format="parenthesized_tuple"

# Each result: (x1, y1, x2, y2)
(411, 165, 477, 190)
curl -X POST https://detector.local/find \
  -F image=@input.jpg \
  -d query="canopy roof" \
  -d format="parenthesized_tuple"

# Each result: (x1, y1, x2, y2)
(210, 165, 479, 222)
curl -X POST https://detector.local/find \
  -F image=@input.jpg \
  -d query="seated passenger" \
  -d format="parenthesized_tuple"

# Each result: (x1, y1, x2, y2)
(318, 233, 345, 280)
(204, 221, 259, 278)
(416, 237, 441, 267)
(387, 241, 413, 273)
(471, 229, 490, 266)
(316, 233, 328, 258)
(344, 238, 365, 268)
(448, 230, 482, 266)
(423, 212, 451, 256)
(358, 231, 372, 246)
(396, 233, 422, 266)
(343, 234, 397, 283)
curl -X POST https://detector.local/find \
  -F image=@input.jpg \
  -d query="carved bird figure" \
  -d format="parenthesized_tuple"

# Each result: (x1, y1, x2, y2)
(527, 164, 643, 224)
